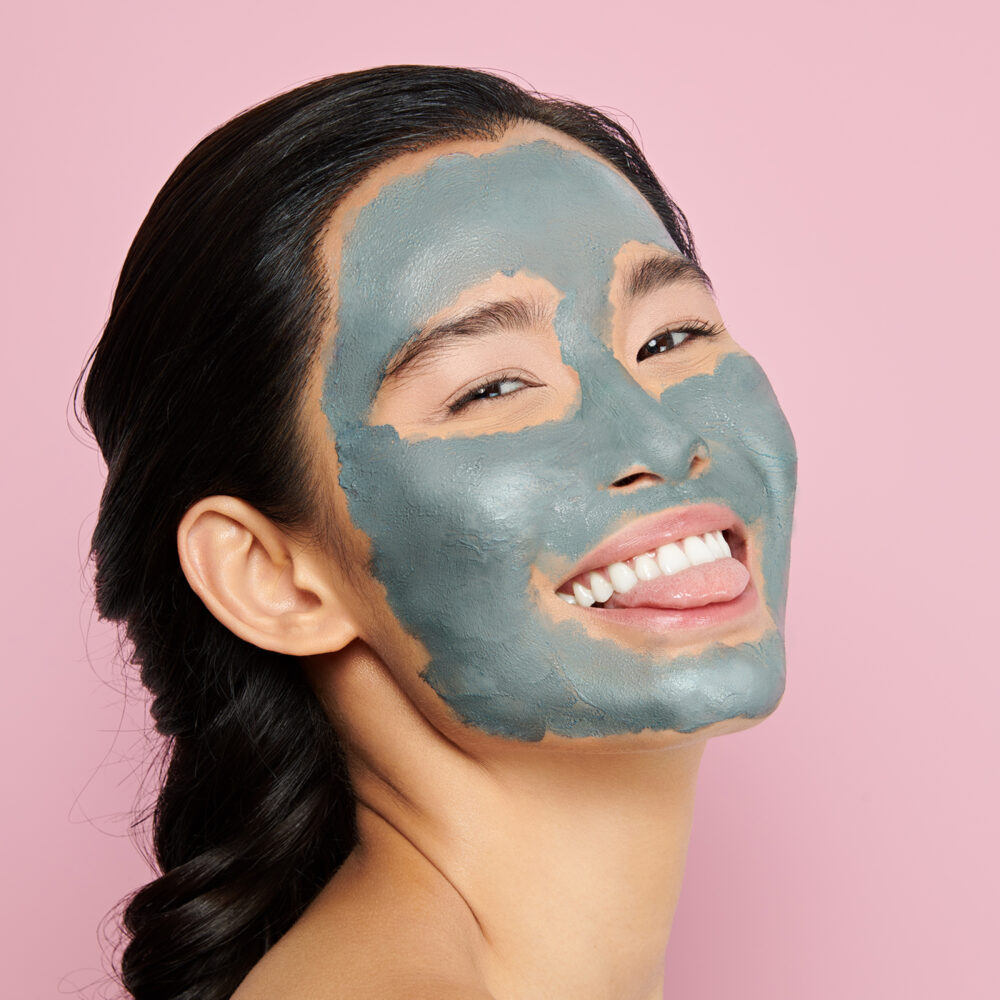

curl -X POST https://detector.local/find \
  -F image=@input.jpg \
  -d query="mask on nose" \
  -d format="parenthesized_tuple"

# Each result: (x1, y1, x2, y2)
(321, 141, 797, 741)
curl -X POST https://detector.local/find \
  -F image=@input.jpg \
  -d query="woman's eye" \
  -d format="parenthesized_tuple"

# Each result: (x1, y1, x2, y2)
(635, 321, 722, 363)
(449, 376, 531, 413)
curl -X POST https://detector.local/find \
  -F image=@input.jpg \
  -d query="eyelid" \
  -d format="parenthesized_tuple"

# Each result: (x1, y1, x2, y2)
(445, 368, 541, 414)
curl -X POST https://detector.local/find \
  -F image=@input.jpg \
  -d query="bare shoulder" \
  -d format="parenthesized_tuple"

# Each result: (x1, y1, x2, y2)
(234, 964, 492, 1000)
(232, 928, 493, 1000)
(232, 857, 491, 1000)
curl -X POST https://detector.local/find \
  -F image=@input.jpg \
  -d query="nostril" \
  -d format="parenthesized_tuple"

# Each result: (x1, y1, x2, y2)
(612, 471, 644, 488)
(610, 469, 663, 490)
(689, 453, 710, 479)
(607, 437, 712, 489)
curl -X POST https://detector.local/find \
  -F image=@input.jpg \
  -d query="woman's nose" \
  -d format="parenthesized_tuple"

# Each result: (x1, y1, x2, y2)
(610, 442, 710, 491)
(579, 362, 712, 488)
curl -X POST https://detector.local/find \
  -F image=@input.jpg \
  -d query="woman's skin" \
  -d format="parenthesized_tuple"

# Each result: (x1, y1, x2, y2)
(176, 123, 796, 999)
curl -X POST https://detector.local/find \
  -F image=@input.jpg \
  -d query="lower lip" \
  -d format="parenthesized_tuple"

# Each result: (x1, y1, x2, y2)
(574, 579, 759, 633)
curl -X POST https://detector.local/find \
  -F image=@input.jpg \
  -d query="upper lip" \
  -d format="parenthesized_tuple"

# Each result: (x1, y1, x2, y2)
(556, 502, 745, 588)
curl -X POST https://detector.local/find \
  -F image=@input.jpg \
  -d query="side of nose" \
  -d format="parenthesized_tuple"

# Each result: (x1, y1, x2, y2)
(579, 362, 711, 489)
(610, 446, 708, 490)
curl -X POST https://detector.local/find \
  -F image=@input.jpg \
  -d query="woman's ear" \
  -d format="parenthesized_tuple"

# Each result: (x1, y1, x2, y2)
(176, 495, 359, 655)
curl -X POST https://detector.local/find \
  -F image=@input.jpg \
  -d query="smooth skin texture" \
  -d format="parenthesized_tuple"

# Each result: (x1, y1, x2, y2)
(177, 123, 795, 999)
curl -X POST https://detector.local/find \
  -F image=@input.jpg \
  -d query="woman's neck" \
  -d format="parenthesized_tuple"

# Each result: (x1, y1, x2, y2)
(309, 646, 706, 1000)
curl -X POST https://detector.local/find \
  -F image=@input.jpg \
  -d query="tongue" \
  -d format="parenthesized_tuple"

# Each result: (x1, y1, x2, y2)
(605, 558, 750, 610)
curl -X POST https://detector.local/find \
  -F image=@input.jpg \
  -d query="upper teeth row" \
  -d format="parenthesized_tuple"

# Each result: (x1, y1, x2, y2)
(558, 531, 732, 607)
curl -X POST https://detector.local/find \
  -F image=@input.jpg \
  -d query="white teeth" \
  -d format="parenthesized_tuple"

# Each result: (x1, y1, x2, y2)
(656, 542, 690, 575)
(608, 561, 639, 593)
(633, 553, 661, 581)
(704, 531, 725, 558)
(589, 571, 614, 602)
(682, 535, 713, 566)
(715, 530, 731, 557)
(559, 529, 737, 605)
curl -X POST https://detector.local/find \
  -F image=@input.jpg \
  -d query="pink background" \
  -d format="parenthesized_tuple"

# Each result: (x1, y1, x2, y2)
(4, 1, 997, 997)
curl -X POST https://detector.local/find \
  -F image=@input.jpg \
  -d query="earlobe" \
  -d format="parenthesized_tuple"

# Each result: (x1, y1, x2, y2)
(176, 496, 359, 656)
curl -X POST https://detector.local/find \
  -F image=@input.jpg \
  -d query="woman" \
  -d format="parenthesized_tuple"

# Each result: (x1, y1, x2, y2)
(79, 65, 796, 1000)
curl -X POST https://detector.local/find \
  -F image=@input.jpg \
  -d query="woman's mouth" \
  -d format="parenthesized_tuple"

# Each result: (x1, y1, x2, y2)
(553, 505, 758, 632)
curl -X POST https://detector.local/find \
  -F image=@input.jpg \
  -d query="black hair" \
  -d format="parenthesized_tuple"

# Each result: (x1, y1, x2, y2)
(75, 64, 701, 1000)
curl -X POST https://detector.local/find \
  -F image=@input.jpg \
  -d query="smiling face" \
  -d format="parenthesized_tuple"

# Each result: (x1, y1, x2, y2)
(314, 125, 796, 744)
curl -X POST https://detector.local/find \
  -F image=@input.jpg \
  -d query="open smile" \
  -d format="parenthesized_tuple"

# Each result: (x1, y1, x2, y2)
(554, 503, 758, 632)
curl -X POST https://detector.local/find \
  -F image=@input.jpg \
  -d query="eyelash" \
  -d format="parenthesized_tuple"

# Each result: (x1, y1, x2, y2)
(448, 369, 539, 413)
(636, 319, 724, 362)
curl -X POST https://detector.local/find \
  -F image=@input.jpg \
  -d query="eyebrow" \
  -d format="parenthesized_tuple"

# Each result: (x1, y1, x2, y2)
(381, 295, 554, 385)
(379, 253, 713, 388)
(622, 253, 714, 301)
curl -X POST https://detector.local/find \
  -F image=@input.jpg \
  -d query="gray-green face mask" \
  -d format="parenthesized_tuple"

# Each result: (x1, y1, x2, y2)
(321, 140, 796, 742)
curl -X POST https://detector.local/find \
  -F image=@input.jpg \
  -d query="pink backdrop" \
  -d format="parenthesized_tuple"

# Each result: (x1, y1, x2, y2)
(4, 1, 997, 996)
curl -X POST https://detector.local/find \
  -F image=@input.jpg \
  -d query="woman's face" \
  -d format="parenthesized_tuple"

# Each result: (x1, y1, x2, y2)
(312, 124, 796, 745)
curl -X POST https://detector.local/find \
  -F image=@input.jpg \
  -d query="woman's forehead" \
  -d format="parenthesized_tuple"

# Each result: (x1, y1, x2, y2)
(319, 138, 679, 425)
(319, 128, 674, 320)
(332, 140, 670, 314)
(321, 121, 611, 248)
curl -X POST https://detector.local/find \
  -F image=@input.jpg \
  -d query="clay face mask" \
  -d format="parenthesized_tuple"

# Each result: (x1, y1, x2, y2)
(321, 140, 796, 741)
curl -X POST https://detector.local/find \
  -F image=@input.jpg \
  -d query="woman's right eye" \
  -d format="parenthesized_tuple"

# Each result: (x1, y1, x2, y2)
(447, 374, 535, 413)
